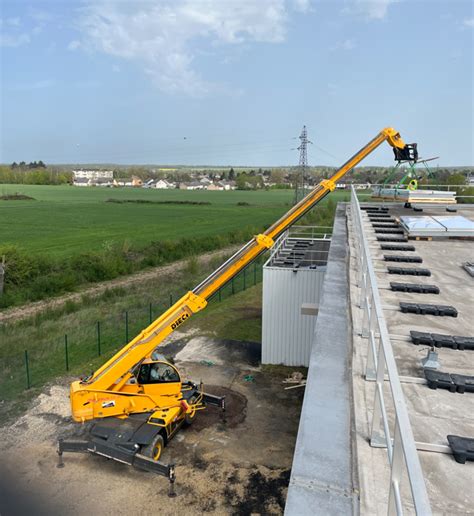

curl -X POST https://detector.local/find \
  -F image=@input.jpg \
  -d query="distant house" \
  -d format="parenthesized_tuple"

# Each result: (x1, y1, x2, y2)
(154, 179, 173, 189)
(220, 181, 236, 191)
(207, 183, 224, 191)
(143, 179, 155, 188)
(179, 181, 204, 191)
(114, 178, 133, 187)
(95, 178, 113, 187)
(131, 176, 143, 187)
(73, 169, 114, 187)
(73, 177, 90, 187)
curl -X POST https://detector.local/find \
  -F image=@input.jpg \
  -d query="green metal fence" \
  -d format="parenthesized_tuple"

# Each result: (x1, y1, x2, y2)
(0, 260, 264, 402)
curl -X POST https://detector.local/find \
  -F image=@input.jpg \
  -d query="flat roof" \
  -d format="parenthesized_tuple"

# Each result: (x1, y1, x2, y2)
(351, 202, 474, 513)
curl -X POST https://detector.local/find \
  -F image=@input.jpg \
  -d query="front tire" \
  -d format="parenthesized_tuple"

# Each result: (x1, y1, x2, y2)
(143, 434, 164, 462)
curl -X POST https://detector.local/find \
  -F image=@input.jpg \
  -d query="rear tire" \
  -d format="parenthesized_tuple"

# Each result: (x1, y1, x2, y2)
(143, 434, 164, 462)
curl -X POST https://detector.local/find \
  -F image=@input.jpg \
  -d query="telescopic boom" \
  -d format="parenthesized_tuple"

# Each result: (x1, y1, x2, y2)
(70, 127, 409, 420)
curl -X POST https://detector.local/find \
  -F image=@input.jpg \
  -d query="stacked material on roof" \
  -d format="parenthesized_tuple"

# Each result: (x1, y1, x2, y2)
(372, 187, 457, 204)
(400, 215, 474, 237)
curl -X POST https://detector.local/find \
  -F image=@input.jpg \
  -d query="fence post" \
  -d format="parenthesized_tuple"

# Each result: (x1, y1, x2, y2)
(24, 350, 30, 389)
(64, 334, 69, 371)
(125, 311, 129, 343)
(169, 294, 173, 307)
(149, 303, 153, 324)
(97, 321, 101, 356)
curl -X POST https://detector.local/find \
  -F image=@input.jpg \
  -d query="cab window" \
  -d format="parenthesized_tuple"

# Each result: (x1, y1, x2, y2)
(138, 362, 180, 384)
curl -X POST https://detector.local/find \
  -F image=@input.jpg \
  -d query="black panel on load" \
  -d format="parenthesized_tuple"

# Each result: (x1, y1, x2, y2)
(380, 244, 416, 251)
(391, 282, 439, 294)
(447, 435, 474, 464)
(372, 223, 399, 228)
(388, 267, 431, 276)
(400, 303, 458, 317)
(384, 255, 423, 263)
(375, 229, 405, 234)
(377, 236, 408, 242)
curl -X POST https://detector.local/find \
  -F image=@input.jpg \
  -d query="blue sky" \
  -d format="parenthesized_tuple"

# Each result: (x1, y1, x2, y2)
(1, 0, 473, 166)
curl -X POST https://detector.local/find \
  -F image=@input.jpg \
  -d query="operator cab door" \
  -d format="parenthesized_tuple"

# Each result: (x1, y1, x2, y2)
(136, 361, 181, 397)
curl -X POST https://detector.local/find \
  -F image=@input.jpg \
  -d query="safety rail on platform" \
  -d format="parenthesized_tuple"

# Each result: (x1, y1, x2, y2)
(350, 186, 432, 515)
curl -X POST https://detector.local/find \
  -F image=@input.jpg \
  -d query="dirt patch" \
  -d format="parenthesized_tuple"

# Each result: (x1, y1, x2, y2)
(190, 385, 247, 431)
(0, 194, 35, 200)
(175, 337, 261, 368)
(106, 198, 211, 206)
(224, 467, 291, 514)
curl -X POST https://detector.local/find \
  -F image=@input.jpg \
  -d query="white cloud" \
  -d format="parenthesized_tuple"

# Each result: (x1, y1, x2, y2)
(333, 38, 356, 50)
(0, 10, 54, 48)
(68, 40, 81, 51)
(74, 0, 290, 96)
(343, 0, 398, 21)
(5, 17, 21, 27)
(463, 18, 474, 28)
(0, 32, 30, 48)
(292, 0, 312, 13)
(11, 79, 55, 91)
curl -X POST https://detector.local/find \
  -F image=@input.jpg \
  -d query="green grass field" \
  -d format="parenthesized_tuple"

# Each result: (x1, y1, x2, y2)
(0, 184, 351, 257)
(0, 184, 350, 308)
(0, 185, 297, 257)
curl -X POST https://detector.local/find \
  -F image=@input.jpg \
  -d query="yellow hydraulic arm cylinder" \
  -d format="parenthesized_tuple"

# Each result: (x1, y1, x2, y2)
(75, 127, 406, 396)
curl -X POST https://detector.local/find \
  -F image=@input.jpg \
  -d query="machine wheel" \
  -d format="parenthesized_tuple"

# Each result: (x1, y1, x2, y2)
(143, 434, 165, 462)
(184, 396, 198, 426)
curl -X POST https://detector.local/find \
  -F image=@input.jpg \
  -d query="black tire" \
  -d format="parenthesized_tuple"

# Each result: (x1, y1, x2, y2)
(143, 434, 165, 462)
(184, 396, 198, 426)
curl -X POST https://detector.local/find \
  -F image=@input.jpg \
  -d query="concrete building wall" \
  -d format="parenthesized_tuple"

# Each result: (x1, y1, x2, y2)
(261, 266, 326, 366)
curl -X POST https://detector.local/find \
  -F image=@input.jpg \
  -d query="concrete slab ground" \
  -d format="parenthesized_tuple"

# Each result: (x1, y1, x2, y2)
(348, 202, 474, 514)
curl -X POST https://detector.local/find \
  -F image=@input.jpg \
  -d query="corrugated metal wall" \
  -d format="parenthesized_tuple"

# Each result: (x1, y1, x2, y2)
(261, 266, 326, 366)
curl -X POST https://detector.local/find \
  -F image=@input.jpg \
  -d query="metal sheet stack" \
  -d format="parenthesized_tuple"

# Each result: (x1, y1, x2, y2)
(373, 188, 457, 204)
